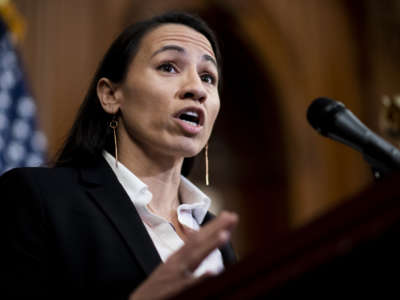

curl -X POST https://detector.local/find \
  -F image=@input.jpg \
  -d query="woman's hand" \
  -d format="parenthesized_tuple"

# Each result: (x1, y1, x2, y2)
(129, 211, 238, 300)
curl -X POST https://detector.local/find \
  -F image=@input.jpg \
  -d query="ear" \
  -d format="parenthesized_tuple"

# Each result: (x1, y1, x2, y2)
(97, 77, 121, 114)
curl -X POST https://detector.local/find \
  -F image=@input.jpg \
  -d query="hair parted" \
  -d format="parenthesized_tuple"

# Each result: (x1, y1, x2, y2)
(54, 11, 221, 176)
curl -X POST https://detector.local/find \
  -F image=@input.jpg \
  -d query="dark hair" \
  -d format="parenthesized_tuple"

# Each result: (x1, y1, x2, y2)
(55, 11, 221, 175)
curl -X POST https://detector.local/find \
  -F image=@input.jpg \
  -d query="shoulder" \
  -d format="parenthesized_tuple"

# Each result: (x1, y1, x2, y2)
(0, 166, 78, 186)
(0, 167, 84, 205)
(0, 164, 106, 217)
(0, 159, 117, 200)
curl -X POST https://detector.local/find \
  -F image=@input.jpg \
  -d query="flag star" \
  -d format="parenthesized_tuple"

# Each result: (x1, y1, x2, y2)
(17, 96, 35, 117)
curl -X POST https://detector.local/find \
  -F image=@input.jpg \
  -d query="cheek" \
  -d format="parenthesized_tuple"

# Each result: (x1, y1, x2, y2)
(118, 83, 174, 138)
(119, 80, 160, 115)
(209, 97, 221, 126)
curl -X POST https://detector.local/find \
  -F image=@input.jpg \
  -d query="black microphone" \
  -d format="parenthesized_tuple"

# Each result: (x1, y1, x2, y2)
(307, 97, 400, 177)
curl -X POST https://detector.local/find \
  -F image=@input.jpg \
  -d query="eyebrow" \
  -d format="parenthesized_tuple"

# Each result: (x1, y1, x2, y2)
(151, 45, 218, 68)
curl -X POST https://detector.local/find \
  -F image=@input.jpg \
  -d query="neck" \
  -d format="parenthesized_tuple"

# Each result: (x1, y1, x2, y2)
(117, 131, 184, 217)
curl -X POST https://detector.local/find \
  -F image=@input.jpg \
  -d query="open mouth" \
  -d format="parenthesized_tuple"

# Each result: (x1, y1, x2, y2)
(176, 108, 204, 127)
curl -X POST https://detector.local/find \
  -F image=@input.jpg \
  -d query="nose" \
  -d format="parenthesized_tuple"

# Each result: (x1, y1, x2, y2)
(178, 70, 207, 103)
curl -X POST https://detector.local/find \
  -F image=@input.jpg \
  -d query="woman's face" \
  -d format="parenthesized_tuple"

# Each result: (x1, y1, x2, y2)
(115, 24, 220, 159)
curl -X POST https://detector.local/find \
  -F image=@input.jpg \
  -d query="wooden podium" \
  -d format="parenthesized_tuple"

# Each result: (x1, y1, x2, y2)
(176, 173, 400, 298)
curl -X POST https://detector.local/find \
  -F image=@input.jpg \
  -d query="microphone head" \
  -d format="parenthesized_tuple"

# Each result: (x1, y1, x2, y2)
(307, 97, 346, 136)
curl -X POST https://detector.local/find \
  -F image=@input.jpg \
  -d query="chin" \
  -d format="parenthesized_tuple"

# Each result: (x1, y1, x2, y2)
(175, 141, 204, 158)
(180, 147, 202, 158)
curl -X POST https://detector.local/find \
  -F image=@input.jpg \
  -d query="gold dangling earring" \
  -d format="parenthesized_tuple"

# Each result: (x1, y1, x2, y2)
(205, 143, 209, 186)
(109, 116, 119, 168)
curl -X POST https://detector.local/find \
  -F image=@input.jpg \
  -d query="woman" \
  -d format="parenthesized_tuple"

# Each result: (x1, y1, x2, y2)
(2, 11, 238, 300)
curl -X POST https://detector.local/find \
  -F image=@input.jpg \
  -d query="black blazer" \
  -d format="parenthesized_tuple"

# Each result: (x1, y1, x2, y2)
(1, 158, 236, 299)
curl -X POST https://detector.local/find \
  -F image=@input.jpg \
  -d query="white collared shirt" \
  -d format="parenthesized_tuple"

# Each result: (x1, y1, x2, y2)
(103, 151, 224, 277)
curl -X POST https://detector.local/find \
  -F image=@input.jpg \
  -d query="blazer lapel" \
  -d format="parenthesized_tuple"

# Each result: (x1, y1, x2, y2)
(79, 159, 161, 276)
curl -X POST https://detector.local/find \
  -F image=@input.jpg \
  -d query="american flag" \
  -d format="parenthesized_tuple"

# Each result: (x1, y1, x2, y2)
(0, 17, 46, 174)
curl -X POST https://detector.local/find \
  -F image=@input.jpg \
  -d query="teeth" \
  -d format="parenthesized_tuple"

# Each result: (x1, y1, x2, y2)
(182, 119, 198, 126)
(178, 110, 201, 126)
(183, 111, 198, 117)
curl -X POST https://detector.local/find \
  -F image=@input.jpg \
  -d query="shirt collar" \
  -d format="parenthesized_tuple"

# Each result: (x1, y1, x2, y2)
(103, 151, 211, 225)
(178, 176, 210, 224)
(103, 151, 150, 208)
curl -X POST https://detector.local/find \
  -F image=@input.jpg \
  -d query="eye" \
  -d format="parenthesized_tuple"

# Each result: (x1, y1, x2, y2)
(200, 73, 216, 85)
(157, 62, 177, 73)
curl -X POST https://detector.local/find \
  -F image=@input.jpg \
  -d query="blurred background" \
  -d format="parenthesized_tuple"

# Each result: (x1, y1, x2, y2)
(2, 0, 400, 258)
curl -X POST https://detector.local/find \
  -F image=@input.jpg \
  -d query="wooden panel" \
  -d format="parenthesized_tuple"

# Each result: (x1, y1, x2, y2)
(13, 0, 132, 157)
(222, 0, 372, 226)
(11, 0, 400, 255)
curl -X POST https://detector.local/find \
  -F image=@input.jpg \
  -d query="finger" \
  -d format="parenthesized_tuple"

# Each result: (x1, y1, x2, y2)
(178, 268, 216, 290)
(187, 270, 215, 285)
(170, 211, 238, 272)
(200, 211, 238, 238)
(184, 211, 238, 239)
(166, 211, 237, 274)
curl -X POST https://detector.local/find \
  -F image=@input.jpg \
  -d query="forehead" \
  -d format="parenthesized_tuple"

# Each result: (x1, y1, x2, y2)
(139, 23, 215, 59)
